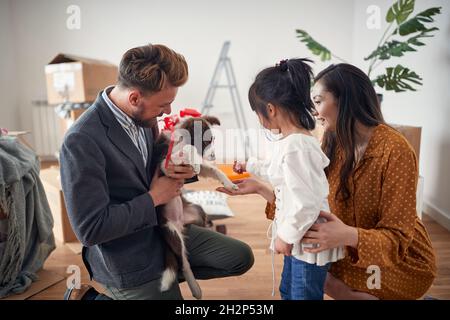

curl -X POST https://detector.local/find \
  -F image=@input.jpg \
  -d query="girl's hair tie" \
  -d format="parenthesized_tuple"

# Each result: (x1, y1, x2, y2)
(277, 59, 289, 72)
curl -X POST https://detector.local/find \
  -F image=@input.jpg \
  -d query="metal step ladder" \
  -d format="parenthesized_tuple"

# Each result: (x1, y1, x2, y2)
(202, 41, 252, 158)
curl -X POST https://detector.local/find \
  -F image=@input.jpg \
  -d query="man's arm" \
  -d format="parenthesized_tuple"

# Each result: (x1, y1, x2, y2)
(60, 131, 157, 247)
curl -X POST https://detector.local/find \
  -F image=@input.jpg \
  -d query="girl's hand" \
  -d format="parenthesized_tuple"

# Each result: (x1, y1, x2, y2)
(216, 178, 260, 195)
(216, 178, 276, 203)
(216, 178, 275, 202)
(301, 211, 358, 253)
(233, 160, 246, 174)
(274, 237, 293, 256)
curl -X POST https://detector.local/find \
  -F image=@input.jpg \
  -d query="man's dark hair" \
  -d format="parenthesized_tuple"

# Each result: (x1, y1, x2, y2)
(118, 43, 188, 93)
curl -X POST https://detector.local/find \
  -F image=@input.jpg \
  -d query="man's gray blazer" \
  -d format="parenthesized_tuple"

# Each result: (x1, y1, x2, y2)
(60, 93, 164, 289)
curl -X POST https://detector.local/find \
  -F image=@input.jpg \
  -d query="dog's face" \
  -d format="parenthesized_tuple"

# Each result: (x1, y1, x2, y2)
(174, 115, 220, 162)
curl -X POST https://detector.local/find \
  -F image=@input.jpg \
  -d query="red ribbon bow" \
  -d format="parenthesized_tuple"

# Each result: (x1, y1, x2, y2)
(162, 108, 202, 169)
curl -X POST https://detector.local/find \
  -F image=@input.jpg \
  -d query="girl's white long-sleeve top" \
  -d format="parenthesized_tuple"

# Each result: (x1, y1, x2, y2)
(247, 133, 344, 266)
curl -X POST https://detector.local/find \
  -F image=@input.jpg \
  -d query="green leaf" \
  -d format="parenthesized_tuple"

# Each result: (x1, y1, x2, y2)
(373, 65, 423, 92)
(296, 29, 331, 61)
(365, 40, 415, 60)
(407, 27, 439, 45)
(397, 7, 441, 36)
(386, 0, 415, 24)
(364, 28, 439, 61)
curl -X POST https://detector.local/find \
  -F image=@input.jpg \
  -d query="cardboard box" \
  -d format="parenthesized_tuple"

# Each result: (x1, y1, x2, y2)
(417, 175, 424, 219)
(312, 123, 421, 164)
(6, 131, 33, 151)
(40, 166, 78, 243)
(45, 53, 118, 105)
(59, 108, 87, 138)
(390, 124, 421, 164)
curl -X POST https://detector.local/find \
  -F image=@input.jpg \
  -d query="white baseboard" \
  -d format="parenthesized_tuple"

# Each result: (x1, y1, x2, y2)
(423, 201, 450, 232)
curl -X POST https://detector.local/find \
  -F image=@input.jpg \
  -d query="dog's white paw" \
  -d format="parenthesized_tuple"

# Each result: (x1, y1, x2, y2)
(223, 181, 238, 191)
(192, 163, 201, 175)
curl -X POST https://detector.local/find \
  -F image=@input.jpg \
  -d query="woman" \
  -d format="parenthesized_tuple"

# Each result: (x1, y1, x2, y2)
(218, 63, 436, 300)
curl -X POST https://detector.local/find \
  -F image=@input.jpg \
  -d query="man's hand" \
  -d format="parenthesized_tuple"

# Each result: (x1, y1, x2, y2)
(165, 163, 196, 179)
(148, 169, 184, 206)
(274, 237, 293, 256)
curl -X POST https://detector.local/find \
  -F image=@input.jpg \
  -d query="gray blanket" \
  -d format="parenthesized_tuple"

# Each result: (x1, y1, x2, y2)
(0, 136, 56, 298)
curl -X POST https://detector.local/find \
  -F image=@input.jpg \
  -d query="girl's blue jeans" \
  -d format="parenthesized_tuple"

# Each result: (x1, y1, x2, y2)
(279, 255, 330, 300)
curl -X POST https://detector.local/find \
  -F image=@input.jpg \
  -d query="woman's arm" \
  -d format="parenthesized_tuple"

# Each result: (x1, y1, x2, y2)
(303, 149, 418, 268)
(344, 149, 418, 268)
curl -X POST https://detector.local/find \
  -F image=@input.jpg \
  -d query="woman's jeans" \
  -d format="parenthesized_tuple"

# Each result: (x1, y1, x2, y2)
(280, 255, 329, 300)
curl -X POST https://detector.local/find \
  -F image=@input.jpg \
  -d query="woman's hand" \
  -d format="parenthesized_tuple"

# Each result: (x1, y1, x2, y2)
(301, 211, 359, 253)
(216, 178, 275, 202)
(274, 237, 293, 256)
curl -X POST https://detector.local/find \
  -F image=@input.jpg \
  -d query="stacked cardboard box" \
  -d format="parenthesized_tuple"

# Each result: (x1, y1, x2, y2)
(58, 108, 87, 139)
(45, 53, 118, 105)
(390, 124, 422, 164)
(39, 166, 78, 244)
(43, 55, 117, 246)
(45, 53, 118, 136)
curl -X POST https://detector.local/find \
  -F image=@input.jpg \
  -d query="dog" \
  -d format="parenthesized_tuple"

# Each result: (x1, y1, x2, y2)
(152, 114, 238, 299)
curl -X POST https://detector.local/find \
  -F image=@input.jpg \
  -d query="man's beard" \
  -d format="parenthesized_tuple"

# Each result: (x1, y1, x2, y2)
(133, 116, 156, 128)
(130, 109, 160, 128)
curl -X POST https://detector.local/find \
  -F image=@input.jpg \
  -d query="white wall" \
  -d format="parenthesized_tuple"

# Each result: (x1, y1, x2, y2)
(4, 0, 450, 228)
(351, 0, 450, 228)
(8, 0, 354, 131)
(7, 0, 356, 166)
(0, 0, 19, 130)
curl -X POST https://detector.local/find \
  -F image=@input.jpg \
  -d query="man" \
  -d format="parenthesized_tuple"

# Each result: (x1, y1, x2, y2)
(60, 44, 254, 300)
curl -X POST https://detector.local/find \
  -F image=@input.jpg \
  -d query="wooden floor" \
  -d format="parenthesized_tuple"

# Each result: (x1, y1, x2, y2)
(22, 175, 450, 300)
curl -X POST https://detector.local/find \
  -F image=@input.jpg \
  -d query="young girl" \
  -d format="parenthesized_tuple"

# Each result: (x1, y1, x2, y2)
(229, 59, 344, 300)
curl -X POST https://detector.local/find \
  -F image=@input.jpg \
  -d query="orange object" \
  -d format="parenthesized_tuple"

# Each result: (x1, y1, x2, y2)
(217, 164, 250, 181)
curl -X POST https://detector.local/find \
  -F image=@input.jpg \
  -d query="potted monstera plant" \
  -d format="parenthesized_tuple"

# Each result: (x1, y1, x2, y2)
(297, 0, 442, 218)
(296, 0, 442, 94)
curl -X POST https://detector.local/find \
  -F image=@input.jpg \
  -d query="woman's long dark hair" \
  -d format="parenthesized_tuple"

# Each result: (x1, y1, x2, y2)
(248, 58, 316, 131)
(315, 64, 385, 202)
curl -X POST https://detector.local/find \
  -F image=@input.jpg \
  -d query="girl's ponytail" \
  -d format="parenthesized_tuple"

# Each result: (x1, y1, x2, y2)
(282, 58, 316, 130)
(249, 58, 316, 131)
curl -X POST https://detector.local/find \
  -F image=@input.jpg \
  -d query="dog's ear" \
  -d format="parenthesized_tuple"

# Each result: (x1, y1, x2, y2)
(202, 115, 221, 126)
